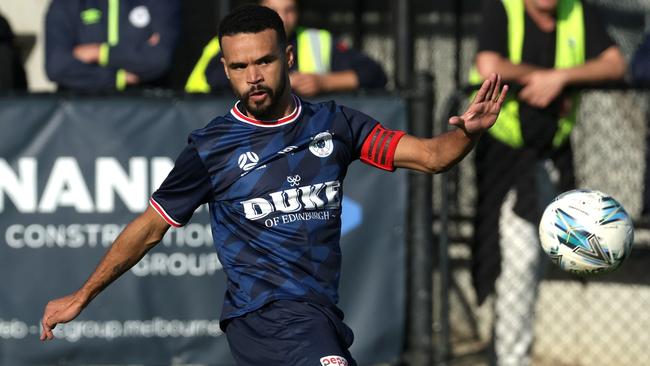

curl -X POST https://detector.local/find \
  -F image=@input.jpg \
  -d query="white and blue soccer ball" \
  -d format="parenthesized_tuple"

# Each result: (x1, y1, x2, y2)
(539, 189, 634, 275)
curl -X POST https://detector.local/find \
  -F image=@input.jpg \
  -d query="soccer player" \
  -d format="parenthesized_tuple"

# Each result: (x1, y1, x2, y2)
(40, 5, 507, 365)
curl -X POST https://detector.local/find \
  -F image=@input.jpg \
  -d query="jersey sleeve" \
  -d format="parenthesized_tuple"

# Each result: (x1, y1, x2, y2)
(341, 105, 405, 171)
(150, 141, 212, 227)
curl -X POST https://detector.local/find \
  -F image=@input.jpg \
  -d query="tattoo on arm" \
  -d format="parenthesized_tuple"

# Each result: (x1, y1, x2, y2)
(97, 260, 130, 292)
(111, 261, 130, 277)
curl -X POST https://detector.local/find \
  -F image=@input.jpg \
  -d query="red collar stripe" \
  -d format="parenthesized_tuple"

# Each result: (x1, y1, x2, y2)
(230, 95, 302, 127)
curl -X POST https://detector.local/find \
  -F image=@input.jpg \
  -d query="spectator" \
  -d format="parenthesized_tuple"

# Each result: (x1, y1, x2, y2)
(0, 13, 27, 90)
(470, 0, 625, 365)
(185, 0, 387, 96)
(45, 0, 180, 92)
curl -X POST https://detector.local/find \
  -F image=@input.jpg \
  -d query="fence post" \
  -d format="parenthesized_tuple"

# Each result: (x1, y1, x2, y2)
(432, 91, 465, 366)
(403, 72, 434, 366)
(393, 0, 413, 90)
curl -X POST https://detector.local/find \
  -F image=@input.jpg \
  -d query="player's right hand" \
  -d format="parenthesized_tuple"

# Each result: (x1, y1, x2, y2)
(450, 73, 508, 135)
(40, 293, 86, 341)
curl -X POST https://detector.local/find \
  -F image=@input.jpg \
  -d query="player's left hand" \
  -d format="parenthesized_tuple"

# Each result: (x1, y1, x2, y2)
(450, 73, 508, 135)
(519, 69, 567, 108)
(290, 72, 324, 97)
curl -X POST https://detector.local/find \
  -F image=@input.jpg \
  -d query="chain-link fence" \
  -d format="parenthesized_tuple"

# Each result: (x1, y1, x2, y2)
(428, 0, 650, 363)
(441, 87, 650, 366)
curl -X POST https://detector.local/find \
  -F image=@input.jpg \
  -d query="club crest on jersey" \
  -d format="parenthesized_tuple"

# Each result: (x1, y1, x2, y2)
(320, 355, 348, 366)
(309, 132, 334, 158)
(238, 152, 260, 171)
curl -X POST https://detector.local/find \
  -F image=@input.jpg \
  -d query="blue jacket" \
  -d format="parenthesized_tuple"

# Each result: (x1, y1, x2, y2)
(632, 33, 650, 83)
(45, 0, 180, 91)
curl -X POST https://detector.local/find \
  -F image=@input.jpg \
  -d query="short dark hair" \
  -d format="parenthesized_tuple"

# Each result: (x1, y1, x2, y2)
(218, 5, 287, 46)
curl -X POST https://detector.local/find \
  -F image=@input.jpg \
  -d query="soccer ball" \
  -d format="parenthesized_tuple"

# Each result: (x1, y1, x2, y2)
(538, 189, 634, 275)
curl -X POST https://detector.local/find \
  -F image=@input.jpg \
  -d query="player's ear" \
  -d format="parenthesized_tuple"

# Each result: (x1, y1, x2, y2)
(220, 57, 230, 80)
(285, 44, 295, 69)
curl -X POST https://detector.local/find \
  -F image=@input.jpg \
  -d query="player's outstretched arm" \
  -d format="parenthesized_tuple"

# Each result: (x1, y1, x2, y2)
(40, 206, 170, 341)
(394, 73, 507, 173)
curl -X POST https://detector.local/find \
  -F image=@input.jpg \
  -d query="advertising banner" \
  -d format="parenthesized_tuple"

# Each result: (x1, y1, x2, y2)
(0, 95, 406, 365)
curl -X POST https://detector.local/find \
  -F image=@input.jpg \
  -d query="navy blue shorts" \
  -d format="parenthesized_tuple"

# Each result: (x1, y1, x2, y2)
(225, 300, 356, 366)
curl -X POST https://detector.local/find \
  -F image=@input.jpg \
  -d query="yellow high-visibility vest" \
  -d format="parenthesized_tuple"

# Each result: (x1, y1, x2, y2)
(469, 0, 585, 148)
(185, 27, 332, 93)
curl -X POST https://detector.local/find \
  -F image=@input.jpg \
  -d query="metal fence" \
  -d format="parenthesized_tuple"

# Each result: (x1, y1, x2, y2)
(437, 86, 650, 366)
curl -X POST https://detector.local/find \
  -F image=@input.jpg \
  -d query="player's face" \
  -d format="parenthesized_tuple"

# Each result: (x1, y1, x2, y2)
(260, 0, 298, 35)
(221, 29, 294, 119)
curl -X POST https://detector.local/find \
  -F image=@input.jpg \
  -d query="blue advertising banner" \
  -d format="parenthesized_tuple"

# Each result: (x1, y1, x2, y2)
(0, 94, 406, 365)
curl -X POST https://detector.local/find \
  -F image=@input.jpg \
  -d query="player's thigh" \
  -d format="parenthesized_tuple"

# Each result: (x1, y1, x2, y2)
(226, 300, 355, 366)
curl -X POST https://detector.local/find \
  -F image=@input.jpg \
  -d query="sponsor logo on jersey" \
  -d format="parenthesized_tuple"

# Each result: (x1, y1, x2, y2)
(129, 6, 151, 28)
(320, 355, 348, 366)
(278, 145, 299, 155)
(309, 132, 334, 158)
(241, 180, 340, 220)
(238, 152, 260, 171)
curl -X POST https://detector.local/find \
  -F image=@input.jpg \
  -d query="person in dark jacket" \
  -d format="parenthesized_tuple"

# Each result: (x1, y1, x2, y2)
(0, 13, 27, 91)
(45, 0, 180, 92)
(185, 0, 387, 96)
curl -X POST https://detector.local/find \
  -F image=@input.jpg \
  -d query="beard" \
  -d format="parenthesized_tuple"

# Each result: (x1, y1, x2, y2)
(236, 72, 288, 120)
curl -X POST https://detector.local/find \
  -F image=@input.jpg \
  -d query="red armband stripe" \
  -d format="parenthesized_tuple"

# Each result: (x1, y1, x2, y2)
(373, 131, 389, 162)
(360, 124, 406, 171)
(366, 126, 382, 160)
(379, 131, 397, 166)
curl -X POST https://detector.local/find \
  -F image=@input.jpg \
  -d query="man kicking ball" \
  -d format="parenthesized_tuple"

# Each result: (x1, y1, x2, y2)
(41, 5, 507, 365)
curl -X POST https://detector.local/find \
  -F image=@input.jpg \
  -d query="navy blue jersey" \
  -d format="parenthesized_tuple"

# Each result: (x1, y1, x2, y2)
(151, 96, 405, 326)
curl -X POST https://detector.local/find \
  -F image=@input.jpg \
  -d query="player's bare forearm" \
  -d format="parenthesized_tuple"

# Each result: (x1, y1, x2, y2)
(394, 73, 507, 173)
(40, 206, 169, 340)
(394, 130, 478, 173)
(76, 207, 169, 303)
